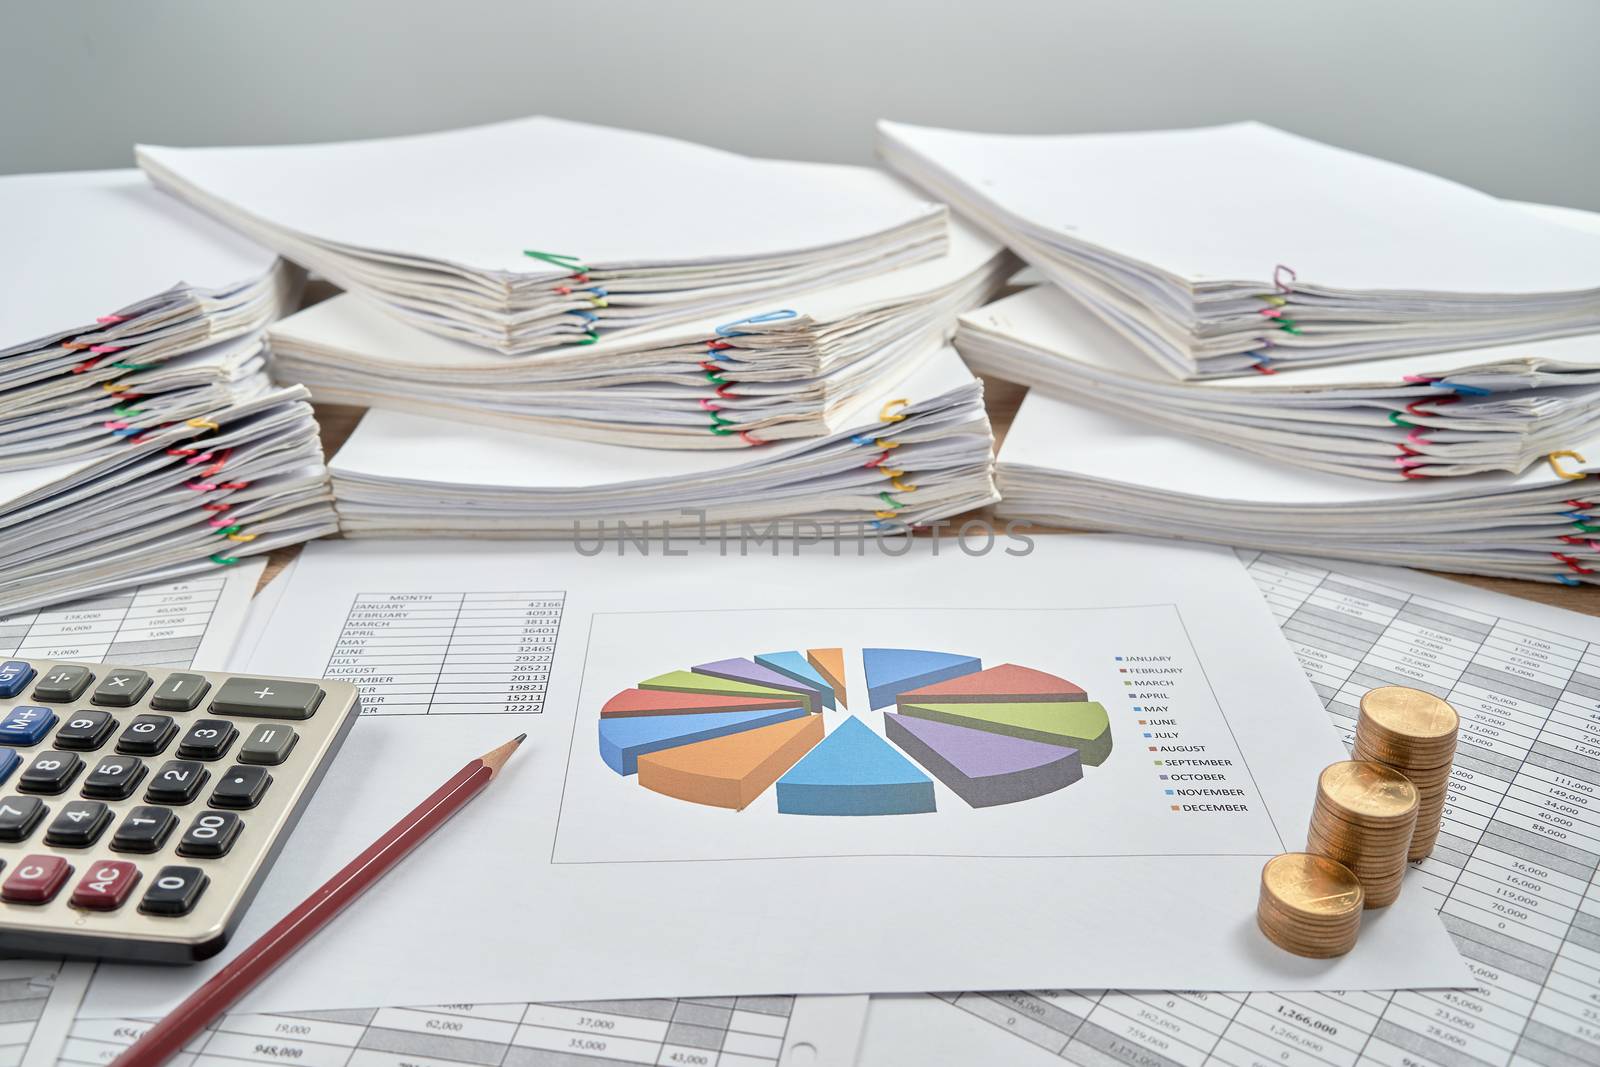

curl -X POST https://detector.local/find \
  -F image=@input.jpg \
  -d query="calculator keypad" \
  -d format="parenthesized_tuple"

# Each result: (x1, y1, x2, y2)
(0, 660, 359, 962)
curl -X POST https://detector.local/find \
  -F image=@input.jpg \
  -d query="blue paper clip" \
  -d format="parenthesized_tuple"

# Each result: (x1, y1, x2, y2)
(1431, 380, 1492, 397)
(715, 309, 798, 338)
(1557, 573, 1583, 586)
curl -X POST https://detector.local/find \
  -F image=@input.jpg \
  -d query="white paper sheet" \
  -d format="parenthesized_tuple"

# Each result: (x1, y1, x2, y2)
(878, 121, 1600, 294)
(0, 170, 277, 351)
(139, 117, 941, 274)
(861, 554, 1600, 1067)
(81, 536, 1465, 1019)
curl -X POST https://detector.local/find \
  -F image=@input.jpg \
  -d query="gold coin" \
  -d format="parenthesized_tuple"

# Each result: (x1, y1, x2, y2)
(1359, 687, 1459, 740)
(1262, 853, 1364, 917)
(1319, 761, 1419, 821)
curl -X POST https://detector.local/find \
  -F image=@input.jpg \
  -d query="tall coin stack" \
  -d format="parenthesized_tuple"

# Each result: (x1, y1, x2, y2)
(1256, 852, 1364, 958)
(1307, 761, 1418, 908)
(1354, 686, 1459, 861)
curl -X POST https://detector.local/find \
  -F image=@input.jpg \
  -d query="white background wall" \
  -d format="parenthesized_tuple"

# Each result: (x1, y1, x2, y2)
(3, 0, 1597, 208)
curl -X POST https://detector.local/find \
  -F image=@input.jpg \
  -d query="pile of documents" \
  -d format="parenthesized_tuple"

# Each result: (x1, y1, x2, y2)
(327, 343, 996, 536)
(993, 388, 1600, 583)
(959, 283, 1600, 479)
(138, 117, 949, 355)
(267, 221, 1014, 448)
(0, 386, 336, 616)
(2, 170, 294, 472)
(880, 120, 1600, 378)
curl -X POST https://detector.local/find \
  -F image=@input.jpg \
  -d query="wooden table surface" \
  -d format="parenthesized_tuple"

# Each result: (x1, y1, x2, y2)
(264, 382, 1600, 620)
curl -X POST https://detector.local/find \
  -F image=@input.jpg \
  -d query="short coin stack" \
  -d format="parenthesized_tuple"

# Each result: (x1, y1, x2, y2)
(1255, 852, 1365, 958)
(1306, 761, 1419, 908)
(1353, 686, 1460, 861)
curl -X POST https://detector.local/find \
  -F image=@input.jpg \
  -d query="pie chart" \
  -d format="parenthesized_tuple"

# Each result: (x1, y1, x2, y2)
(597, 648, 1112, 815)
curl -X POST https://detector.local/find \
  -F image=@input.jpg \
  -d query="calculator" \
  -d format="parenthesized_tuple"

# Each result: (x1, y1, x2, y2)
(0, 660, 360, 962)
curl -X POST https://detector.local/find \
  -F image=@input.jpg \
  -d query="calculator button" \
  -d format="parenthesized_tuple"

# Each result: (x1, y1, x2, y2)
(0, 796, 46, 841)
(90, 670, 152, 708)
(0, 751, 19, 787)
(177, 720, 237, 762)
(150, 673, 210, 712)
(81, 756, 147, 800)
(0, 706, 57, 747)
(18, 752, 83, 795)
(176, 811, 243, 858)
(116, 715, 177, 756)
(144, 761, 209, 805)
(139, 866, 208, 916)
(2, 856, 71, 903)
(70, 861, 141, 911)
(44, 801, 112, 848)
(239, 723, 298, 766)
(32, 665, 92, 703)
(208, 765, 271, 809)
(0, 661, 35, 698)
(110, 806, 178, 854)
(55, 711, 117, 751)
(211, 678, 323, 720)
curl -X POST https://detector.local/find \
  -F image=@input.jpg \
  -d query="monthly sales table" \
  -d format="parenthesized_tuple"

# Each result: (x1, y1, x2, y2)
(322, 591, 566, 715)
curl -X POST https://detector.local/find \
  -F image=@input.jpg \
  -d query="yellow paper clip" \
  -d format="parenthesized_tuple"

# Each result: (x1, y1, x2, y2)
(102, 382, 130, 394)
(879, 467, 904, 479)
(187, 417, 220, 431)
(1257, 295, 1287, 307)
(1548, 450, 1587, 481)
(874, 438, 902, 450)
(890, 477, 918, 493)
(873, 510, 900, 519)
(226, 531, 257, 543)
(879, 398, 910, 423)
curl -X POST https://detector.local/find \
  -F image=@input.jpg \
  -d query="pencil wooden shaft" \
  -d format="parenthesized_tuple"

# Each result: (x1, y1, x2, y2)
(115, 758, 494, 1067)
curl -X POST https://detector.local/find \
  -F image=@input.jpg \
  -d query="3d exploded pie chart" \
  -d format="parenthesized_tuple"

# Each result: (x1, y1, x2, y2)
(596, 649, 1112, 816)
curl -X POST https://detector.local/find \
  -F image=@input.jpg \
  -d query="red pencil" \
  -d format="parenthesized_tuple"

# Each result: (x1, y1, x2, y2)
(115, 733, 527, 1067)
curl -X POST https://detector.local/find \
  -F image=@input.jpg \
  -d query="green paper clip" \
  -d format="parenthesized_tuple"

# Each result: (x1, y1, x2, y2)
(523, 250, 589, 272)
(209, 553, 238, 566)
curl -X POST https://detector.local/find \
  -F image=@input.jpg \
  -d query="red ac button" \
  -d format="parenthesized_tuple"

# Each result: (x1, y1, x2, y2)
(70, 860, 141, 910)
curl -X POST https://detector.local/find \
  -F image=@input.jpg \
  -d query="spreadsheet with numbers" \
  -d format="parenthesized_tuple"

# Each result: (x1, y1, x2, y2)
(321, 591, 565, 715)
(930, 553, 1600, 1067)
(0, 568, 260, 671)
(61, 996, 806, 1066)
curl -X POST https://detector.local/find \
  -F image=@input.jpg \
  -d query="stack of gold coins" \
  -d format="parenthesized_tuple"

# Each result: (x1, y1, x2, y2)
(1307, 761, 1418, 908)
(1354, 686, 1459, 861)
(1256, 852, 1365, 958)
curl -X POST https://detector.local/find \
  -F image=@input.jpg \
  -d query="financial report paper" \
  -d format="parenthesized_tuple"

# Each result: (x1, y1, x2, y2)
(80, 537, 1463, 1019)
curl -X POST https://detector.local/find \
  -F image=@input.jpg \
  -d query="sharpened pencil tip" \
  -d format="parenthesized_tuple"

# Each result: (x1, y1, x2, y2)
(481, 735, 528, 776)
